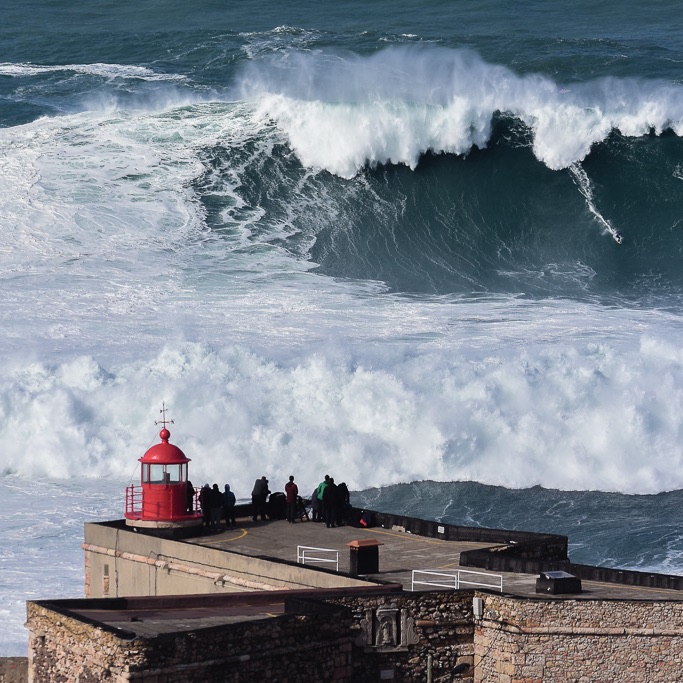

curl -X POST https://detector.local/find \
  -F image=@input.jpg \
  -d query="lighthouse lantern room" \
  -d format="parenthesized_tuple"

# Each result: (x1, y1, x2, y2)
(125, 405, 202, 536)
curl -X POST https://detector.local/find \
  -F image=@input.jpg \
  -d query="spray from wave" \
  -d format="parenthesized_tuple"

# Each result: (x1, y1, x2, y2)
(235, 46, 683, 177)
(2, 332, 683, 495)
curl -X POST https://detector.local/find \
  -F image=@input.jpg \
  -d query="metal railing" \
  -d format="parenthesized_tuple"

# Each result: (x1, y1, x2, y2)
(297, 545, 339, 571)
(125, 485, 201, 519)
(125, 485, 143, 516)
(411, 568, 503, 592)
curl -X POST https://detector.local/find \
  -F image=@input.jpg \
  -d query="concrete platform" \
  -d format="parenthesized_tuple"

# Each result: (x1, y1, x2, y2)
(65, 513, 683, 641)
(74, 595, 290, 636)
(43, 509, 683, 650)
(188, 515, 683, 602)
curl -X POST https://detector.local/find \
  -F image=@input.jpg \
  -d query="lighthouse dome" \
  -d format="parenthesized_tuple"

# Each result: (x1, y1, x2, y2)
(139, 428, 190, 464)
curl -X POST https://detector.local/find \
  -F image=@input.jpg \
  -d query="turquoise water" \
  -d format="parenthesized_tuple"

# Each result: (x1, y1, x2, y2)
(2, 0, 683, 655)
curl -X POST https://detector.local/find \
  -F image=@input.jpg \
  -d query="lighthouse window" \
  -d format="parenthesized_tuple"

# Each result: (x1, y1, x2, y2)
(142, 463, 183, 484)
(147, 464, 165, 484)
(166, 464, 181, 484)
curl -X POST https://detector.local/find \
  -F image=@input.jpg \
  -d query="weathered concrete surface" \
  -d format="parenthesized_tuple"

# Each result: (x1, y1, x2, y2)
(83, 518, 374, 599)
(86, 512, 683, 603)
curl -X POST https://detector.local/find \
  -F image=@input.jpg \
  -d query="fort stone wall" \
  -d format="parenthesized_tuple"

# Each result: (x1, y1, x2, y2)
(25, 589, 683, 682)
(326, 590, 475, 681)
(0, 659, 28, 683)
(27, 599, 355, 683)
(26, 591, 476, 683)
(473, 593, 683, 683)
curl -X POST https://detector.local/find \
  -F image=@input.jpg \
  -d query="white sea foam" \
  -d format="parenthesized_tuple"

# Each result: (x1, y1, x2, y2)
(6, 48, 681, 179)
(235, 46, 683, 176)
(0, 62, 185, 81)
(2, 314, 683, 497)
(0, 105, 288, 345)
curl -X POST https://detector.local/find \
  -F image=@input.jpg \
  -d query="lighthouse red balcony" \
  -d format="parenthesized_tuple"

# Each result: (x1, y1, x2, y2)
(125, 483, 200, 522)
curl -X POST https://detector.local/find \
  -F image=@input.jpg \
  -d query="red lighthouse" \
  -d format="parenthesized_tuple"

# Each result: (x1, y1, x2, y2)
(125, 405, 202, 536)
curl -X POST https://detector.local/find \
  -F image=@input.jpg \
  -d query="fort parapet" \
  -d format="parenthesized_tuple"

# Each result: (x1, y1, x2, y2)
(22, 506, 683, 682)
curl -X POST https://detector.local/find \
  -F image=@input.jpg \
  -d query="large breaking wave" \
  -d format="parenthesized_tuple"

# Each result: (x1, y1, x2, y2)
(2, 45, 683, 497)
(236, 46, 683, 176)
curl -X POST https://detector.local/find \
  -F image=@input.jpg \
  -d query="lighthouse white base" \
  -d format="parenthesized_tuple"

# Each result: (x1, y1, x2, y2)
(125, 517, 203, 539)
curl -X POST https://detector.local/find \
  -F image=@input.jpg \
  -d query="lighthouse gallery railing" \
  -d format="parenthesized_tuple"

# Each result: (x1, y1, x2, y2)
(125, 484, 200, 520)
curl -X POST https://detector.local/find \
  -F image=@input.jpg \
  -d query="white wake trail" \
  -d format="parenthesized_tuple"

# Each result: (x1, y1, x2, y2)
(569, 163, 623, 244)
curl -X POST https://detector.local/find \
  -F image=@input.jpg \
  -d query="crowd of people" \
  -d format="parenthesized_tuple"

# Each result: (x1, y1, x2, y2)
(310, 474, 351, 528)
(185, 473, 352, 530)
(185, 481, 237, 530)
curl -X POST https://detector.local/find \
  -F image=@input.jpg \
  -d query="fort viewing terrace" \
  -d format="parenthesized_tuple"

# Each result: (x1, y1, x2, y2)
(23, 504, 683, 683)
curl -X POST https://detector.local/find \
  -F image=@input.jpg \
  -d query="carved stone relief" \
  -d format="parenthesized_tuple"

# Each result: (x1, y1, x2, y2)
(355, 604, 420, 651)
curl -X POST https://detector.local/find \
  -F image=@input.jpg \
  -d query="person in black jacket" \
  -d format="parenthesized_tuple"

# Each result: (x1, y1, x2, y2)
(336, 481, 350, 525)
(210, 484, 223, 527)
(322, 477, 338, 528)
(251, 476, 270, 521)
(199, 483, 211, 526)
(223, 484, 236, 529)
(186, 480, 195, 514)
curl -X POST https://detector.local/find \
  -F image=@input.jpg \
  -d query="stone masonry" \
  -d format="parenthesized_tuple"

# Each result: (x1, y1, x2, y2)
(473, 594, 683, 683)
(27, 590, 683, 682)
(26, 592, 475, 683)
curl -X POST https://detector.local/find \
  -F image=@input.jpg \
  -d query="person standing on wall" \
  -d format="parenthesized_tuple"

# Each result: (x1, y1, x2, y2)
(210, 484, 223, 527)
(316, 475, 329, 523)
(285, 475, 298, 523)
(323, 477, 338, 528)
(251, 476, 270, 521)
(223, 483, 236, 529)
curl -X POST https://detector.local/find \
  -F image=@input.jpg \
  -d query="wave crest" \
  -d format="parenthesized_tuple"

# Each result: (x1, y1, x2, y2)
(0, 62, 185, 81)
(235, 46, 683, 176)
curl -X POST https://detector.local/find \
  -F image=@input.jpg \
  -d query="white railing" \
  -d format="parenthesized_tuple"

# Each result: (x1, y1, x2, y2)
(297, 545, 339, 571)
(411, 568, 503, 592)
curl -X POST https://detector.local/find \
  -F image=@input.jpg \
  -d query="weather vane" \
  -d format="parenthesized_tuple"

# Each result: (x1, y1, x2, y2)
(155, 401, 174, 429)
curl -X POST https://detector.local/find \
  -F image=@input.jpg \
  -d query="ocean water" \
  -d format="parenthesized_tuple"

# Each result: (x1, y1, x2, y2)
(2, 0, 683, 655)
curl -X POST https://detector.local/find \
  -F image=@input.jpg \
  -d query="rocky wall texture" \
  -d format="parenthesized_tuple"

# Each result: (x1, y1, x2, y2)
(27, 591, 683, 682)
(0, 659, 28, 683)
(26, 592, 476, 683)
(327, 591, 475, 682)
(27, 603, 148, 683)
(27, 600, 355, 683)
(473, 594, 683, 683)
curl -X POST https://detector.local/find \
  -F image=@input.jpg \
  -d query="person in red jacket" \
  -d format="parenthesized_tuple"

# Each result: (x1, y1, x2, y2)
(285, 475, 299, 523)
